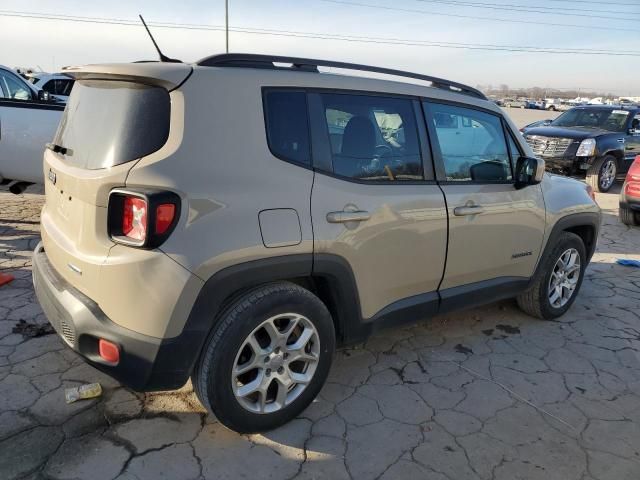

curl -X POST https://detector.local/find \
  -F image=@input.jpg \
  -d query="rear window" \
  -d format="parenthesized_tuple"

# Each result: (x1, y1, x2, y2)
(54, 80, 170, 169)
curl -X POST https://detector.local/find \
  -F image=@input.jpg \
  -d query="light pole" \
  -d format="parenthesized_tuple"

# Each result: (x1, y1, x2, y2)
(225, 0, 229, 53)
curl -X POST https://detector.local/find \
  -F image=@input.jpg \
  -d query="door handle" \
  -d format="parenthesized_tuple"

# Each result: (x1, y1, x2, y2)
(453, 205, 485, 216)
(326, 210, 371, 223)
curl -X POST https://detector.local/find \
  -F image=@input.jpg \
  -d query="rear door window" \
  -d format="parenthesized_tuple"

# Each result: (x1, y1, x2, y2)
(425, 102, 512, 182)
(54, 80, 170, 170)
(320, 93, 423, 181)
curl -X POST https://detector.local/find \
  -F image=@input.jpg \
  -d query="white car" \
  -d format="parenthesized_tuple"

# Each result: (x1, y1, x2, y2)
(28, 73, 74, 103)
(0, 65, 63, 189)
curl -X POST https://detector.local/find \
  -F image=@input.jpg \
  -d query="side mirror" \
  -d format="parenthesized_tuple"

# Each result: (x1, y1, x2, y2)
(37, 90, 50, 102)
(515, 156, 545, 189)
(543, 119, 552, 125)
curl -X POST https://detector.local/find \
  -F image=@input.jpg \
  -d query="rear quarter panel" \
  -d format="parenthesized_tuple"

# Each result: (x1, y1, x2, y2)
(124, 68, 316, 281)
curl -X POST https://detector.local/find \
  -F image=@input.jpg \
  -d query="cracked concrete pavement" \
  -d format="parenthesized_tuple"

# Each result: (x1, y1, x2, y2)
(1, 185, 640, 480)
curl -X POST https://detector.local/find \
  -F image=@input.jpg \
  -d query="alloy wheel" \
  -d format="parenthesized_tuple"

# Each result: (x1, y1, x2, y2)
(548, 248, 581, 308)
(231, 313, 320, 414)
(599, 159, 616, 190)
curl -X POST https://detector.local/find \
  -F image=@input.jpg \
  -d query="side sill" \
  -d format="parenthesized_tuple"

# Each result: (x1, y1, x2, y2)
(439, 276, 530, 315)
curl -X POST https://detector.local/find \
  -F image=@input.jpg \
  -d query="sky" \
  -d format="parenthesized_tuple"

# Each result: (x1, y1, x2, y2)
(1, 0, 639, 95)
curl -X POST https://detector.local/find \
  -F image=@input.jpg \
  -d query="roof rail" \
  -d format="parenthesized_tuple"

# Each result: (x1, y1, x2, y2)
(197, 53, 487, 100)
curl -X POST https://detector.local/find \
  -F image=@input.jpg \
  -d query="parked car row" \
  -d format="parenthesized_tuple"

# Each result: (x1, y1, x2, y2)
(495, 97, 613, 112)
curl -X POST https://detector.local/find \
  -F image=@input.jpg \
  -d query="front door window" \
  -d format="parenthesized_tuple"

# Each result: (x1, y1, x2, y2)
(427, 103, 512, 182)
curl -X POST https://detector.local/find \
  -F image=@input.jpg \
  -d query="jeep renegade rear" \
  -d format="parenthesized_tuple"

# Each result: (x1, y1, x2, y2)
(33, 54, 600, 433)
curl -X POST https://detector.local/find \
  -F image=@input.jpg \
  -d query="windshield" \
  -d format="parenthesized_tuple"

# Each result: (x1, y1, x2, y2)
(550, 108, 629, 132)
(53, 79, 170, 169)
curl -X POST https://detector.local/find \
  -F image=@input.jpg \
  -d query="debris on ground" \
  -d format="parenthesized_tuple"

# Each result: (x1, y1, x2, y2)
(496, 324, 521, 335)
(65, 383, 103, 404)
(0, 272, 14, 287)
(454, 344, 473, 355)
(616, 258, 640, 268)
(12, 320, 55, 338)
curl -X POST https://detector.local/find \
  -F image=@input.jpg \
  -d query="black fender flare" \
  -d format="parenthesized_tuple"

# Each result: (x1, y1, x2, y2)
(530, 211, 601, 285)
(150, 253, 363, 388)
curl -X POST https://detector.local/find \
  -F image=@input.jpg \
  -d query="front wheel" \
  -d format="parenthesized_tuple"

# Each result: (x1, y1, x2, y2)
(517, 232, 586, 320)
(192, 282, 335, 433)
(586, 155, 617, 193)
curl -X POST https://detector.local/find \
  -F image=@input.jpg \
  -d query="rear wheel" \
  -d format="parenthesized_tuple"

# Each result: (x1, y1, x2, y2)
(192, 282, 335, 433)
(586, 155, 617, 193)
(517, 232, 586, 320)
(620, 206, 640, 226)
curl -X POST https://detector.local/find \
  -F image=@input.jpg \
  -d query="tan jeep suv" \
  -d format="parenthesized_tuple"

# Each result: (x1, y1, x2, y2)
(33, 54, 601, 433)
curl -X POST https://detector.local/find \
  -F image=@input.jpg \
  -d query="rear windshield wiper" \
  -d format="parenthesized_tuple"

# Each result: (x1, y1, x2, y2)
(46, 143, 72, 156)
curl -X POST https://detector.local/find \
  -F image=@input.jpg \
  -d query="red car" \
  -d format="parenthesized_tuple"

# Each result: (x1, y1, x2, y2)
(620, 155, 640, 226)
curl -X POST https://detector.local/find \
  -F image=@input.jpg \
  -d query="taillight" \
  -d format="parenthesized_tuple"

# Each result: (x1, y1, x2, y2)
(108, 190, 180, 248)
(625, 182, 640, 199)
(155, 204, 176, 235)
(122, 197, 148, 241)
(627, 155, 640, 182)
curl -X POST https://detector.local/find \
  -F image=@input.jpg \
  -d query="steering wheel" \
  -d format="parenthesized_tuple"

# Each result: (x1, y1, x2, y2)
(374, 144, 393, 157)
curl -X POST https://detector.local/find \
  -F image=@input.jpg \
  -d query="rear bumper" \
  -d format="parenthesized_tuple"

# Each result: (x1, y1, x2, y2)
(32, 242, 196, 391)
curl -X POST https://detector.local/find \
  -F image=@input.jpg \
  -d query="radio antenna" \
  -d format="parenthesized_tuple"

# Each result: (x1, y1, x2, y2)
(139, 15, 181, 63)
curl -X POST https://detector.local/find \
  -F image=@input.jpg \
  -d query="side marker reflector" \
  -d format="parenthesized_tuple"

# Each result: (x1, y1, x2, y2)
(98, 339, 120, 364)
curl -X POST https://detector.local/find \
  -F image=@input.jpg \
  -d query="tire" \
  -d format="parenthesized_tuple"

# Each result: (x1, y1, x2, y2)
(548, 106, 556, 111)
(620, 206, 640, 226)
(192, 282, 335, 433)
(586, 155, 617, 193)
(517, 232, 586, 320)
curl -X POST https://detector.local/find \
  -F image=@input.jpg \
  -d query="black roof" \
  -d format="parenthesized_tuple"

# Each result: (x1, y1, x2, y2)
(197, 53, 487, 101)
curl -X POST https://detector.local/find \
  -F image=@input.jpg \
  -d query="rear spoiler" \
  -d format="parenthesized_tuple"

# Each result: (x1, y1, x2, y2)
(62, 62, 193, 91)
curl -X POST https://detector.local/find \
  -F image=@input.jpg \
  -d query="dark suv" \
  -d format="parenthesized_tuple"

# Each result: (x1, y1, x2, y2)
(523, 105, 640, 192)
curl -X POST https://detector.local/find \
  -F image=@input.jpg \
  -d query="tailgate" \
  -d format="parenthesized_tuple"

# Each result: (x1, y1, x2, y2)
(41, 150, 131, 298)
(40, 62, 191, 297)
